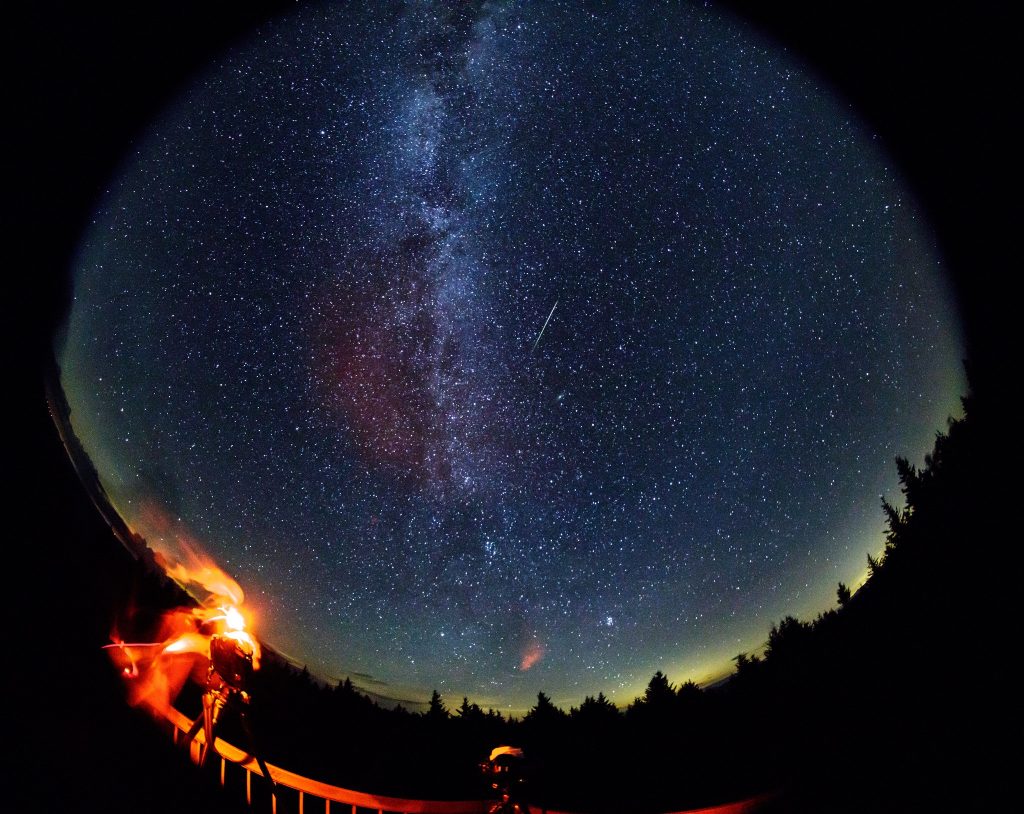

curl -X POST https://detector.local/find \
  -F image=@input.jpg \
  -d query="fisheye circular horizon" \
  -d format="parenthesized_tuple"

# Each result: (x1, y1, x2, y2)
(59, 0, 963, 711)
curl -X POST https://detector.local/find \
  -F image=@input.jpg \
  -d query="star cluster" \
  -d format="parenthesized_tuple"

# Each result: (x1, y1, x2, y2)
(60, 1, 963, 710)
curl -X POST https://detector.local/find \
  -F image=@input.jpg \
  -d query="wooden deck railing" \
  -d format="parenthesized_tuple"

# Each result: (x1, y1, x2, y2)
(157, 702, 770, 814)
(162, 704, 481, 814)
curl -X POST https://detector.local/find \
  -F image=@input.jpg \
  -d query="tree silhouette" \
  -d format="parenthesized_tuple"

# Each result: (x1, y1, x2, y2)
(426, 689, 448, 722)
(574, 692, 619, 723)
(644, 670, 675, 705)
(457, 696, 484, 722)
(765, 616, 811, 661)
(524, 691, 564, 726)
(677, 679, 702, 703)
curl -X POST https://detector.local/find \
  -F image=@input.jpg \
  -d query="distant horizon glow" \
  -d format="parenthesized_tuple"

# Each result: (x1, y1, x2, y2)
(59, 0, 963, 713)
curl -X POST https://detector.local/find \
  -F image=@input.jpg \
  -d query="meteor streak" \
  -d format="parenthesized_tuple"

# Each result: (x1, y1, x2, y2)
(531, 300, 558, 353)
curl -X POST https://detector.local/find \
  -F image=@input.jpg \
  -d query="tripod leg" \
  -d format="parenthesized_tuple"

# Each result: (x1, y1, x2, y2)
(238, 708, 276, 797)
(185, 709, 204, 743)
(199, 691, 227, 767)
(183, 692, 213, 764)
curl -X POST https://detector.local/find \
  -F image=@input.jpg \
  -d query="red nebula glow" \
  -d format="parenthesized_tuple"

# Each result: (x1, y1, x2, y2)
(312, 275, 435, 481)
(519, 638, 545, 671)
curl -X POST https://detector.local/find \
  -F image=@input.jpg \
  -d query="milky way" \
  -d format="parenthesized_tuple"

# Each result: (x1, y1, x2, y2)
(60, 1, 963, 710)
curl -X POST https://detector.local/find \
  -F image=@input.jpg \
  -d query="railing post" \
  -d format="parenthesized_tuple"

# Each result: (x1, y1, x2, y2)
(220, 756, 226, 787)
(298, 790, 304, 814)
(246, 768, 252, 805)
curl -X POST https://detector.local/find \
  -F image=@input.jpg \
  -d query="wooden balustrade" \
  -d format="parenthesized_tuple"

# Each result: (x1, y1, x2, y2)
(158, 702, 770, 814)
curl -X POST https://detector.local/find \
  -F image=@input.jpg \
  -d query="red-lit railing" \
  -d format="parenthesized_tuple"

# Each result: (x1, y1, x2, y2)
(158, 702, 769, 814)
(162, 704, 479, 814)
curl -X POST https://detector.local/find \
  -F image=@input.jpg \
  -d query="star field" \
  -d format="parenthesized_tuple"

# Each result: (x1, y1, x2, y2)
(60, 1, 963, 710)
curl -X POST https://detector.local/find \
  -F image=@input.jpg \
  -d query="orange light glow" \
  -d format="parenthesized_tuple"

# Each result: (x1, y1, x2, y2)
(107, 536, 261, 716)
(153, 538, 246, 609)
(221, 605, 246, 632)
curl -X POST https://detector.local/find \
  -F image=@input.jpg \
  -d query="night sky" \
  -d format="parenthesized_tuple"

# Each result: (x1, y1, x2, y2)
(59, 0, 964, 711)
